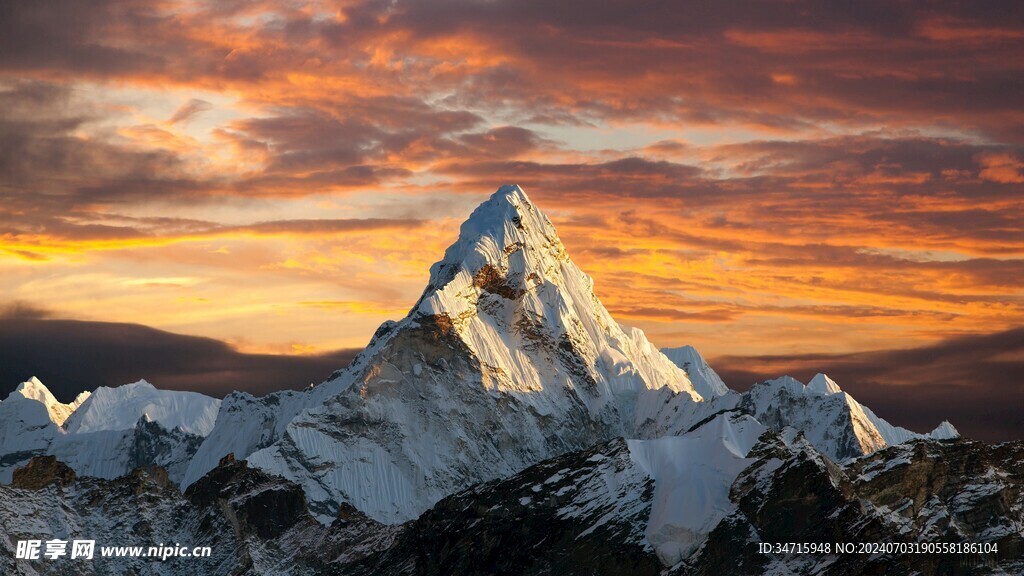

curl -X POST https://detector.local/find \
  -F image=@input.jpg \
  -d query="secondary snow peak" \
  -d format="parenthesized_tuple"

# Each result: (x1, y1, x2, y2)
(63, 380, 220, 436)
(661, 345, 730, 399)
(929, 420, 959, 439)
(12, 377, 55, 403)
(8, 377, 87, 426)
(807, 373, 842, 396)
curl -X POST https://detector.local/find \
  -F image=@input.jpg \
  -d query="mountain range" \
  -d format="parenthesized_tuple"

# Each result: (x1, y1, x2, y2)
(1, 185, 1018, 576)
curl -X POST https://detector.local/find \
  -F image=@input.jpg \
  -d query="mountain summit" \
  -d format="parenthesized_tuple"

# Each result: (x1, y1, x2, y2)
(192, 185, 956, 524)
(9, 377, 89, 427)
(412, 184, 697, 400)
(2, 185, 961, 533)
(661, 345, 729, 399)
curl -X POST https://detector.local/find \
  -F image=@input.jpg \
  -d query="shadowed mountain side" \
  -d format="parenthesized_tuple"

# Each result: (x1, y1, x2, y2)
(0, 312, 360, 402)
(712, 327, 1024, 442)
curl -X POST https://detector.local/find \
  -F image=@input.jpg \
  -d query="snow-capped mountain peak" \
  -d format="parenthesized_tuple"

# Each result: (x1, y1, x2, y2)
(807, 372, 842, 396)
(661, 345, 730, 398)
(415, 184, 565, 317)
(741, 374, 959, 461)
(929, 420, 959, 439)
(409, 184, 697, 401)
(12, 376, 54, 402)
(63, 379, 220, 436)
(7, 377, 87, 426)
(0, 382, 62, 482)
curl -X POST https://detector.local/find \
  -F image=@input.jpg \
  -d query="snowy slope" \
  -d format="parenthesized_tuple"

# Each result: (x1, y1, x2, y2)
(247, 185, 704, 524)
(181, 340, 398, 490)
(632, 385, 742, 439)
(63, 379, 220, 436)
(49, 415, 204, 484)
(627, 413, 764, 564)
(861, 402, 959, 444)
(661, 345, 730, 398)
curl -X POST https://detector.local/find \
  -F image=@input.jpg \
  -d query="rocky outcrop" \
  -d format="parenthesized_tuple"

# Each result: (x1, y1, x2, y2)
(10, 455, 75, 490)
(472, 263, 525, 300)
(185, 457, 308, 540)
(684, 438, 1024, 576)
(0, 456, 393, 575)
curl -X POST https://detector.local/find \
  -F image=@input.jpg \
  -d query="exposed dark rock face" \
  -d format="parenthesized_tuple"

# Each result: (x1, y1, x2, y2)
(339, 436, 1023, 576)
(343, 438, 661, 576)
(1, 456, 394, 575)
(185, 458, 308, 540)
(2, 461, 239, 575)
(129, 415, 206, 480)
(473, 263, 525, 300)
(683, 438, 1024, 576)
(10, 455, 76, 490)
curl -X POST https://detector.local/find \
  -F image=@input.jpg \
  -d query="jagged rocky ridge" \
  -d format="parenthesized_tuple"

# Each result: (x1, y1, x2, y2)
(0, 453, 399, 576)
(682, 435, 1024, 575)
(1, 184, 1010, 576)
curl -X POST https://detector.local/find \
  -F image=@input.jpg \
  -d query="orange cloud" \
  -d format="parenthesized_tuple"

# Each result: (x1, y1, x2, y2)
(977, 151, 1024, 183)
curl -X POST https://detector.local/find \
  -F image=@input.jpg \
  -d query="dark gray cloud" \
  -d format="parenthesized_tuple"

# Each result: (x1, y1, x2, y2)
(0, 307, 360, 401)
(0, 0, 165, 75)
(713, 327, 1024, 442)
(455, 126, 553, 159)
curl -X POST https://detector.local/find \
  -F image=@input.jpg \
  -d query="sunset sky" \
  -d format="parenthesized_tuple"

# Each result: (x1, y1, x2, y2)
(1, 1, 1022, 438)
